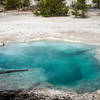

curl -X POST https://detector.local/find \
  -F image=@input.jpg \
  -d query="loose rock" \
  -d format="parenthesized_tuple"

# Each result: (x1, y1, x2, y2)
(0, 88, 100, 100)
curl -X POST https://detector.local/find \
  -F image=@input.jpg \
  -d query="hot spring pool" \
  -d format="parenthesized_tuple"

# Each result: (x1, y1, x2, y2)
(0, 40, 100, 93)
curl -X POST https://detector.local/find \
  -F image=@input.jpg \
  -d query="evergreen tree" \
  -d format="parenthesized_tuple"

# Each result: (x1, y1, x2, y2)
(22, 0, 30, 7)
(34, 0, 69, 17)
(71, 0, 88, 18)
(0, 0, 5, 4)
(3, 0, 21, 10)
(92, 0, 100, 8)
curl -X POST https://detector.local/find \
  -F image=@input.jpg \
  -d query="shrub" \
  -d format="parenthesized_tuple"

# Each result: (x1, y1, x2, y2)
(34, 0, 69, 17)
(3, 0, 21, 10)
(71, 0, 88, 18)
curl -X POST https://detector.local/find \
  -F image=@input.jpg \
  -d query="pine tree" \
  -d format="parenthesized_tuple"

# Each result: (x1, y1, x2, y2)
(71, 0, 88, 18)
(3, 0, 21, 10)
(22, 0, 30, 7)
(34, 0, 69, 17)
(92, 0, 100, 8)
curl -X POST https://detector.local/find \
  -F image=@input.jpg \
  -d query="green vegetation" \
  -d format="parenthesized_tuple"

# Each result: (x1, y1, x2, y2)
(1, 0, 30, 10)
(71, 0, 88, 18)
(92, 0, 100, 8)
(33, 0, 69, 17)
(3, 0, 21, 10)
(1, 0, 100, 18)
(0, 0, 4, 4)
(22, 0, 30, 7)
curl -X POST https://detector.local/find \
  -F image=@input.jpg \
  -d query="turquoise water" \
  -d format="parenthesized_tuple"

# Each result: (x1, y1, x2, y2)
(0, 40, 100, 93)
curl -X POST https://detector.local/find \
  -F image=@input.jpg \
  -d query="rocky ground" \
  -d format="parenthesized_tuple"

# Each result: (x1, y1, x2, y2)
(0, 88, 100, 100)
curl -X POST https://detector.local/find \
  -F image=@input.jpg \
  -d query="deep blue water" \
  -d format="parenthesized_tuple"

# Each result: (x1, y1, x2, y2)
(0, 40, 100, 93)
